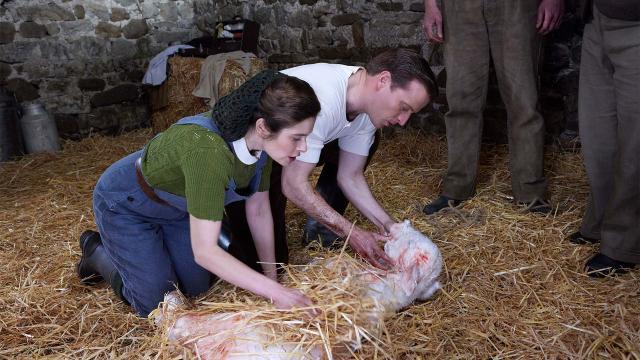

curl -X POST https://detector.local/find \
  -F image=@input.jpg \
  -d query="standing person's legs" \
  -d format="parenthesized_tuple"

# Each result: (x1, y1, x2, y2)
(487, 0, 548, 204)
(577, 13, 618, 241)
(594, 11, 640, 267)
(440, 0, 491, 201)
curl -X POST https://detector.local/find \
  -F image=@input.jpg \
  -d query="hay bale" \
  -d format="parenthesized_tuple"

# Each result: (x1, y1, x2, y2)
(150, 57, 266, 134)
(150, 56, 208, 134)
(218, 57, 266, 98)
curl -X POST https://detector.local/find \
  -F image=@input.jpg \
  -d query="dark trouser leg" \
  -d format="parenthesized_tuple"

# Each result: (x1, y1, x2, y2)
(580, 8, 640, 264)
(226, 162, 289, 272)
(486, 0, 548, 202)
(304, 133, 381, 246)
(441, 0, 491, 200)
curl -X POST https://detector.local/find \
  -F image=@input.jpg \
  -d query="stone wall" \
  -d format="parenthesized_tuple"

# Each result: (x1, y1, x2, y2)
(0, 0, 201, 139)
(193, 0, 431, 67)
(1, 0, 583, 141)
(193, 0, 583, 142)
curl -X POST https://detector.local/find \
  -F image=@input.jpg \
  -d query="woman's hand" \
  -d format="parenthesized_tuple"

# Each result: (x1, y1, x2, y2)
(272, 286, 318, 317)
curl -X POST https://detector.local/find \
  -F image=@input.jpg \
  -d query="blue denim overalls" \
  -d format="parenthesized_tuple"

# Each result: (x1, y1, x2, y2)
(92, 114, 268, 316)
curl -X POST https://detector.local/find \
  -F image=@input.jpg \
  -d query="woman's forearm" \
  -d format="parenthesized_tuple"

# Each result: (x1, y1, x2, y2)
(190, 215, 283, 300)
(245, 191, 277, 280)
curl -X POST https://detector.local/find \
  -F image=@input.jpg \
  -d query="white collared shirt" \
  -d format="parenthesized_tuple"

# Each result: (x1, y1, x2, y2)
(231, 137, 261, 165)
(281, 63, 376, 164)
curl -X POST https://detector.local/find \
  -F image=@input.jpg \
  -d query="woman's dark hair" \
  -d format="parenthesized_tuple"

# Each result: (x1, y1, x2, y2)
(253, 76, 321, 135)
(211, 70, 320, 142)
(365, 48, 439, 99)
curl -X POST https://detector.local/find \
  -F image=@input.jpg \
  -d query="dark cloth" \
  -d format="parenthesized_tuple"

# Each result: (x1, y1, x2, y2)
(225, 162, 289, 272)
(578, 5, 640, 264)
(594, 0, 640, 21)
(441, 0, 547, 202)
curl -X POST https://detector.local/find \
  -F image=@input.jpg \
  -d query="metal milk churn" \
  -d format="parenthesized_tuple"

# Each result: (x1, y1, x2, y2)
(0, 88, 24, 161)
(20, 102, 60, 154)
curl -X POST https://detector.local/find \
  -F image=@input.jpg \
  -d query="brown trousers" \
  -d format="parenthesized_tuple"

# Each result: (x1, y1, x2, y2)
(441, 0, 547, 202)
(578, 6, 640, 263)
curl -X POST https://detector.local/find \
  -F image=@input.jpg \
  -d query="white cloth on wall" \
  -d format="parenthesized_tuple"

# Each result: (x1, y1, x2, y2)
(142, 45, 195, 86)
(280, 63, 376, 164)
(192, 50, 257, 107)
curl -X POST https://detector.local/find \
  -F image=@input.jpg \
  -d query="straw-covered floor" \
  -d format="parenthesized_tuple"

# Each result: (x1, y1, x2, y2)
(0, 128, 638, 359)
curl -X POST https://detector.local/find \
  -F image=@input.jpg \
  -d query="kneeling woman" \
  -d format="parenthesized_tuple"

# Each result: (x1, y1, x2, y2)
(77, 71, 321, 317)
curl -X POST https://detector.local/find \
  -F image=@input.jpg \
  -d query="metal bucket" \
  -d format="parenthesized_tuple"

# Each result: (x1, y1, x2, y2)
(20, 102, 60, 154)
(0, 89, 24, 161)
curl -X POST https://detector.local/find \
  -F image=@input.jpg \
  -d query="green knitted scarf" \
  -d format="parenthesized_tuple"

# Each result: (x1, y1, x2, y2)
(211, 69, 285, 142)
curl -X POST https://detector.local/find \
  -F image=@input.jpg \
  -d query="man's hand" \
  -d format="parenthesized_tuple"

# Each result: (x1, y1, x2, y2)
(348, 228, 393, 270)
(537, 0, 564, 35)
(422, 0, 443, 43)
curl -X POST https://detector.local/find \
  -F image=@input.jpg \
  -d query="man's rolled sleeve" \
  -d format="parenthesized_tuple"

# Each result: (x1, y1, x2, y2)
(338, 132, 375, 157)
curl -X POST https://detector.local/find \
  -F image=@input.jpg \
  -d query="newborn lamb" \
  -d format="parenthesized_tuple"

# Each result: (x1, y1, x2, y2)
(155, 220, 443, 359)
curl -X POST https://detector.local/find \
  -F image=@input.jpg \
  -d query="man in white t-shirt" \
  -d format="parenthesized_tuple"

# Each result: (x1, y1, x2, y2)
(278, 48, 438, 269)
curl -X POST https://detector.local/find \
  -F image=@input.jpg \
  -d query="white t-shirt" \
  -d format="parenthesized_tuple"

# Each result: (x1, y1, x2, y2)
(280, 64, 376, 164)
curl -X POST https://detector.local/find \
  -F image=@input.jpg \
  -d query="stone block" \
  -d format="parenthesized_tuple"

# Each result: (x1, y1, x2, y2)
(124, 70, 144, 82)
(96, 22, 122, 38)
(73, 5, 85, 19)
(123, 19, 148, 39)
(287, 8, 314, 28)
(309, 28, 332, 47)
(177, 2, 195, 20)
(254, 7, 274, 25)
(6, 78, 40, 102)
(64, 60, 85, 77)
(0, 62, 12, 83)
(153, 30, 190, 45)
(60, 19, 93, 35)
(111, 7, 130, 22)
(331, 13, 361, 26)
(82, 103, 148, 135)
(318, 46, 352, 60)
(0, 41, 39, 62)
(78, 78, 106, 91)
(141, 2, 160, 18)
(376, 2, 403, 11)
(17, 3, 76, 22)
(0, 22, 15, 44)
(160, 2, 179, 22)
(409, 2, 424, 12)
(115, 0, 136, 7)
(19, 21, 48, 38)
(267, 53, 309, 64)
(86, 2, 110, 21)
(45, 79, 69, 93)
(54, 113, 81, 139)
(352, 20, 365, 47)
(69, 36, 109, 58)
(38, 39, 71, 60)
(45, 23, 60, 36)
(22, 60, 53, 78)
(111, 38, 137, 58)
(90, 84, 140, 107)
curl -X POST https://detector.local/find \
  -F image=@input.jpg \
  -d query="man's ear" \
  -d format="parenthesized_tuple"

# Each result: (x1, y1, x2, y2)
(376, 70, 392, 91)
(255, 118, 271, 138)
